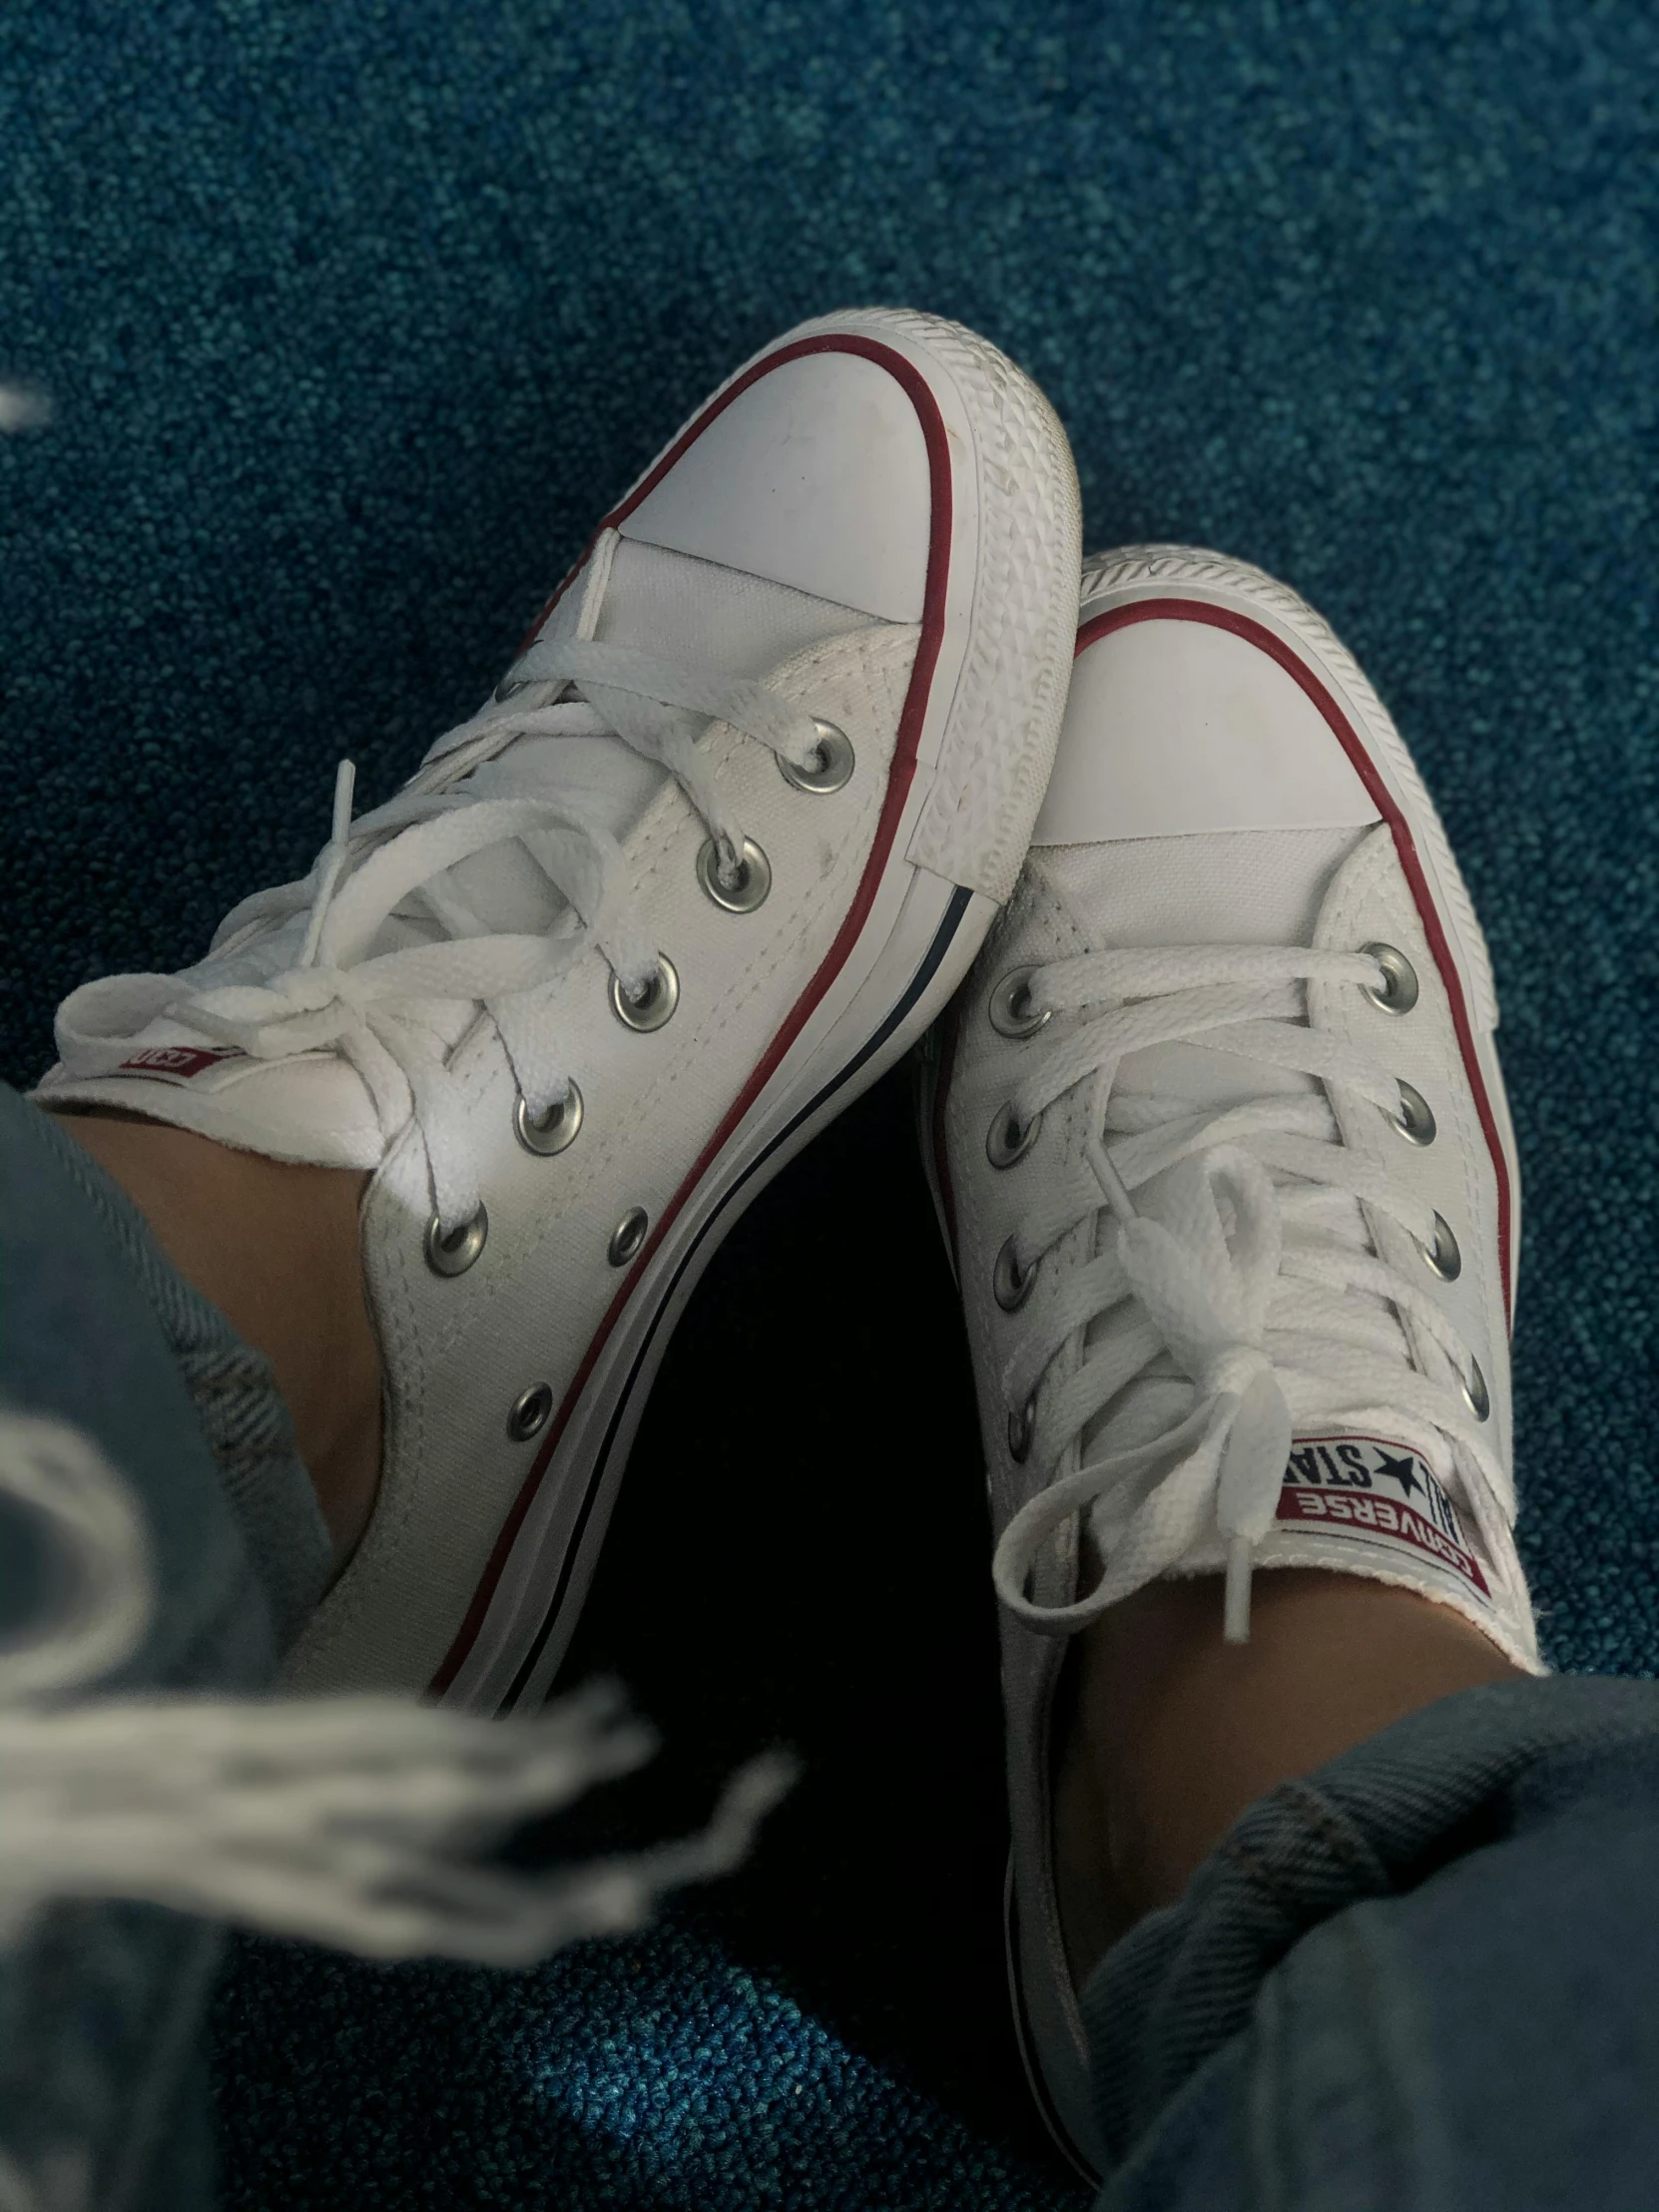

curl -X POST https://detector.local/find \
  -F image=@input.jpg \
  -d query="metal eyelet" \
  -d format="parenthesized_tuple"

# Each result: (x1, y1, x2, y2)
(989, 968, 1052, 1039)
(1461, 1356, 1491, 1421)
(608, 1206, 649, 1267)
(986, 1104, 1041, 1169)
(493, 673, 524, 704)
(1384, 1078, 1436, 1146)
(1361, 942, 1419, 1015)
(1007, 1396, 1036, 1463)
(610, 953, 680, 1033)
(778, 718, 854, 795)
(993, 1236, 1037, 1312)
(507, 1382, 554, 1441)
(696, 835, 772, 914)
(1416, 1211, 1462, 1282)
(514, 1081, 583, 1157)
(424, 1203, 488, 1278)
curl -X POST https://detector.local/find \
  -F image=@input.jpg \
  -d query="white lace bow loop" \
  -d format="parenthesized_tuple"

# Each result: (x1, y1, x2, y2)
(985, 934, 1508, 1647)
(993, 1147, 1294, 1643)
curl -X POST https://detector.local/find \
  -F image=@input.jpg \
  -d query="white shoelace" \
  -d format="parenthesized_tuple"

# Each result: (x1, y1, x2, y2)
(0, 1409, 794, 2212)
(0, 1405, 793, 1988)
(988, 945, 1507, 1642)
(54, 639, 833, 1231)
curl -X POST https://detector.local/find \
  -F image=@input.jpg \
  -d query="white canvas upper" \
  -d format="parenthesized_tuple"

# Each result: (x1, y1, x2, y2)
(35, 308, 1082, 1711)
(926, 545, 1534, 2181)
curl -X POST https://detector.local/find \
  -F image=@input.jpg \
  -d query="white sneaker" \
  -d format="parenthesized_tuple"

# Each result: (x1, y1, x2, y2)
(924, 544, 1537, 2179)
(36, 308, 1081, 1711)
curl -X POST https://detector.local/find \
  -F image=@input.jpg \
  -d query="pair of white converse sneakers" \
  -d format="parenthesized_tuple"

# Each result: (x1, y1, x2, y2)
(34, 309, 1534, 2178)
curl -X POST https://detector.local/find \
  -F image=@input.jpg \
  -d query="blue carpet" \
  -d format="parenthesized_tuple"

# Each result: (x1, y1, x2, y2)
(3, 1, 1657, 2205)
(212, 1916, 1071, 2212)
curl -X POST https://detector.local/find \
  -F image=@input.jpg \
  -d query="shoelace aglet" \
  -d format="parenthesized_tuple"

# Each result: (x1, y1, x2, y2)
(298, 760, 358, 970)
(1223, 1534, 1255, 1644)
(328, 759, 357, 845)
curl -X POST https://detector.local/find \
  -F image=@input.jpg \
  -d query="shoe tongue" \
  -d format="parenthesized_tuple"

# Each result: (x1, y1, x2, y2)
(1040, 826, 1369, 1110)
(435, 536, 878, 938)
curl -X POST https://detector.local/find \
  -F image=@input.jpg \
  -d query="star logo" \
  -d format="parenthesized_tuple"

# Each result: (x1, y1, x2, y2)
(1374, 1448, 1422, 1498)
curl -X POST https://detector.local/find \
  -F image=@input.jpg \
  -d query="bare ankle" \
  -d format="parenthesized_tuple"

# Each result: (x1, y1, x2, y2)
(1053, 1567, 1524, 1986)
(48, 1106, 383, 1562)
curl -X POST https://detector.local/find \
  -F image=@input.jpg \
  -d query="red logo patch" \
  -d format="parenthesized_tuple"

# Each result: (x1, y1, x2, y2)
(1276, 1435, 1491, 1598)
(115, 1045, 247, 1081)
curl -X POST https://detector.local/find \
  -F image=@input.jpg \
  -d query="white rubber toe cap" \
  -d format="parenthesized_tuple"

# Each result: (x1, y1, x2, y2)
(1033, 603, 1382, 845)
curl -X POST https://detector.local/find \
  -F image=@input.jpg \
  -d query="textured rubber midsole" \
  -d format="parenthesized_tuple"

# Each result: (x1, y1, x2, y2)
(1002, 1858, 1102, 2184)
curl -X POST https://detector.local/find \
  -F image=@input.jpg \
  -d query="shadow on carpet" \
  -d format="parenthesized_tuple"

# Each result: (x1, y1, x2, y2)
(211, 1070, 1088, 2210)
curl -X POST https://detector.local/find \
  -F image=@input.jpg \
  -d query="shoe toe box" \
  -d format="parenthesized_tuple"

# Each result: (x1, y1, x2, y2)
(1034, 602, 1382, 846)
(618, 342, 934, 623)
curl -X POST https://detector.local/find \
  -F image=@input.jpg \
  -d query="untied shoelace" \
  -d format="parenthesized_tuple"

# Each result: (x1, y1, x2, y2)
(0, 1400, 794, 2212)
(987, 944, 1508, 1641)
(54, 639, 834, 1234)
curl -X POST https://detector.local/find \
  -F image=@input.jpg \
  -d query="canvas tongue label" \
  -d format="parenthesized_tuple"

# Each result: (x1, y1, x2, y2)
(1276, 1434, 1491, 1600)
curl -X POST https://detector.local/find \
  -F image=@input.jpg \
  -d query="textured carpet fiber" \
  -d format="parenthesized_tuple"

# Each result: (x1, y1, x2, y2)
(4, 2, 1657, 2205)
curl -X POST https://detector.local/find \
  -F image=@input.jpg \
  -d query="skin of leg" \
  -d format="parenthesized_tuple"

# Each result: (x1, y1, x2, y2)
(47, 1108, 383, 1562)
(1053, 1565, 1526, 1985)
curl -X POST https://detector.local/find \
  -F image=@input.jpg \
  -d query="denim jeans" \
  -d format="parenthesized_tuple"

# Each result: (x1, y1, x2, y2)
(0, 1085, 325, 2212)
(2, 1077, 1656, 2212)
(1084, 1676, 1659, 2210)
